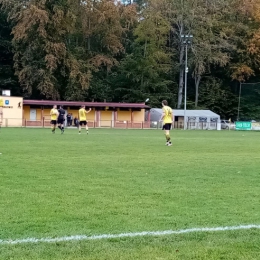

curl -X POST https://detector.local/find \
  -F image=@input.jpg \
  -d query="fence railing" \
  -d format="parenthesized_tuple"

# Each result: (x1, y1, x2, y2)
(151, 121, 220, 130)
(1, 118, 151, 129)
(0, 118, 221, 130)
(185, 122, 220, 130)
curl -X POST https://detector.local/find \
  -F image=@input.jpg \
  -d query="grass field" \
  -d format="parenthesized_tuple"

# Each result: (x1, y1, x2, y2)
(0, 128, 260, 259)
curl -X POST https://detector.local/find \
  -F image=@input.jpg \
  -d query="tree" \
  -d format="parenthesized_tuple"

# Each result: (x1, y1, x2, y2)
(0, 5, 18, 93)
(197, 77, 237, 119)
(113, 0, 175, 107)
(191, 0, 233, 107)
(227, 0, 260, 82)
(165, 0, 205, 108)
(165, 0, 237, 108)
(70, 0, 137, 101)
(1, 0, 78, 99)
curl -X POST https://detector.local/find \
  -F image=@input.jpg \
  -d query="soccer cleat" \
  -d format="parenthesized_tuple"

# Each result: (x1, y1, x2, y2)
(167, 143, 172, 146)
(78, 132, 81, 134)
(165, 142, 169, 145)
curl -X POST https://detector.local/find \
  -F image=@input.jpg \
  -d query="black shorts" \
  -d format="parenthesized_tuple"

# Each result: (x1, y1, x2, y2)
(57, 118, 64, 124)
(79, 121, 87, 126)
(162, 123, 172, 130)
(50, 120, 57, 125)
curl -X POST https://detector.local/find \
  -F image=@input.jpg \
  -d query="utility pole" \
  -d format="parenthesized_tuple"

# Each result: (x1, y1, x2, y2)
(181, 34, 193, 130)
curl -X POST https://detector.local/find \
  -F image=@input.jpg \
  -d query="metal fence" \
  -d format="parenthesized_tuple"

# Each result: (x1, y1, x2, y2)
(1, 118, 221, 130)
(186, 122, 219, 130)
(0, 118, 151, 129)
(151, 121, 220, 130)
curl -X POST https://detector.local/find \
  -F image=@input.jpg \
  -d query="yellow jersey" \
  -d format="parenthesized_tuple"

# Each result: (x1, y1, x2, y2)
(162, 106, 173, 124)
(0, 99, 3, 107)
(79, 108, 87, 121)
(50, 108, 58, 120)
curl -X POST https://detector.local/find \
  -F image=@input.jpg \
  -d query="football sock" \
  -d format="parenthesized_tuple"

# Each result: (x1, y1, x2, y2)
(58, 125, 61, 129)
(166, 134, 171, 142)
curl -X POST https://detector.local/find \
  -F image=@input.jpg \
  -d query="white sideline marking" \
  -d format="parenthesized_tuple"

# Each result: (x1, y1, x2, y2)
(1, 224, 260, 245)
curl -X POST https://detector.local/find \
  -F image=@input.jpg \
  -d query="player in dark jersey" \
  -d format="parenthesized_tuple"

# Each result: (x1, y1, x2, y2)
(57, 105, 65, 134)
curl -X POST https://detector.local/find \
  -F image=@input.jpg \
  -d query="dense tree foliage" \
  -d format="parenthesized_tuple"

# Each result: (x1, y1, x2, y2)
(0, 5, 19, 95)
(1, 0, 260, 120)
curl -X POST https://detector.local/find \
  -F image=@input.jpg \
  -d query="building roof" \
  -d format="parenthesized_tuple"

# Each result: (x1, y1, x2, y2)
(151, 108, 220, 117)
(173, 109, 220, 117)
(23, 100, 150, 109)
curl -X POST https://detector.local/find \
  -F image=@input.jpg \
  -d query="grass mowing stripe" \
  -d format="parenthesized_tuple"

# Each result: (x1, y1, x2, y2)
(1, 224, 260, 245)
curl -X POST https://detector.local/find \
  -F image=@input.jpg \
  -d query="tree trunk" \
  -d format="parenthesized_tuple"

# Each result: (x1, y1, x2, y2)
(177, 45, 184, 109)
(195, 74, 201, 107)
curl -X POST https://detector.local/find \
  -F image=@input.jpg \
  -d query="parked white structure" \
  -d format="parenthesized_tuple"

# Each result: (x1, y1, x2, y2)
(146, 109, 221, 130)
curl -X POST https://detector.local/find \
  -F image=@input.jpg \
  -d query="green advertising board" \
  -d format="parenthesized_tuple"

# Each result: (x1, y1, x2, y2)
(235, 121, 252, 130)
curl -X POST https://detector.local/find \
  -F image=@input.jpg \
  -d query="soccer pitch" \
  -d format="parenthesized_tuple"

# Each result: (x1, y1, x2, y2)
(0, 128, 260, 259)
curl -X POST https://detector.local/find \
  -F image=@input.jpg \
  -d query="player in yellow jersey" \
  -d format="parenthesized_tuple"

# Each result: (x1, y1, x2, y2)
(160, 100, 174, 146)
(50, 105, 59, 133)
(78, 105, 91, 134)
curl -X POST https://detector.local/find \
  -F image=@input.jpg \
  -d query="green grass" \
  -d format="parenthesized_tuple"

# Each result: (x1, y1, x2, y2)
(0, 128, 260, 259)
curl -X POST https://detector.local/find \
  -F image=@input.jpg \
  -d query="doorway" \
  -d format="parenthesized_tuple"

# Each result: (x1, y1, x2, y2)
(30, 109, 37, 121)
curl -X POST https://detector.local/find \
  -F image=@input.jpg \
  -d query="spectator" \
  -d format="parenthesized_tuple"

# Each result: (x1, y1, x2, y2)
(67, 113, 71, 126)
(74, 117, 79, 127)
(70, 114, 73, 126)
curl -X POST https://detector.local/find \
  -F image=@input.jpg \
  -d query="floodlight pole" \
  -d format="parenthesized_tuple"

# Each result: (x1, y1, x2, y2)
(181, 34, 193, 130)
(184, 44, 188, 130)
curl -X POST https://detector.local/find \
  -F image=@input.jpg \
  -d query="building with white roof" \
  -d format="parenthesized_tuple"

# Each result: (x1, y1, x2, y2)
(146, 109, 221, 130)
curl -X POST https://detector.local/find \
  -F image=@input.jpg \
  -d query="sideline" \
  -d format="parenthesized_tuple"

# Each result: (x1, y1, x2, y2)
(1, 224, 260, 245)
